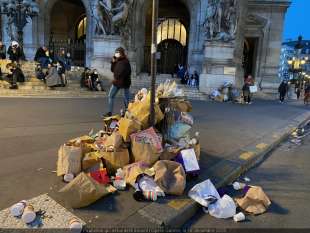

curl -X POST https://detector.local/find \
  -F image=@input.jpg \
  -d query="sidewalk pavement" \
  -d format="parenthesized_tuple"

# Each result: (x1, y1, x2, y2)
(0, 97, 309, 229)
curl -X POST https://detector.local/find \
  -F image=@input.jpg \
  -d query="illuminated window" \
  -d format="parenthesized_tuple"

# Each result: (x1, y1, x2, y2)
(77, 16, 87, 39)
(157, 19, 187, 46)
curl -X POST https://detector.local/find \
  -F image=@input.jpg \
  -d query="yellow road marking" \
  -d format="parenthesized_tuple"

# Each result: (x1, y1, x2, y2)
(239, 151, 255, 160)
(168, 199, 191, 210)
(256, 143, 268, 150)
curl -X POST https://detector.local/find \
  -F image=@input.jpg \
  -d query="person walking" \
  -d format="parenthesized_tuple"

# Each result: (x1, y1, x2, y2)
(304, 84, 310, 105)
(242, 76, 252, 104)
(278, 80, 288, 103)
(104, 47, 131, 117)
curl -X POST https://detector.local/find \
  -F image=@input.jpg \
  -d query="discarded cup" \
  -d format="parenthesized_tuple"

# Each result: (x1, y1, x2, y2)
(21, 205, 36, 224)
(233, 182, 246, 190)
(10, 200, 27, 217)
(143, 191, 157, 201)
(233, 212, 246, 222)
(69, 218, 83, 233)
(243, 177, 251, 182)
(64, 173, 74, 183)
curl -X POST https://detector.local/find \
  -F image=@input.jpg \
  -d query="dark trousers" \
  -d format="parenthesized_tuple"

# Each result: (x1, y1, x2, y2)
(244, 95, 251, 103)
(279, 92, 286, 102)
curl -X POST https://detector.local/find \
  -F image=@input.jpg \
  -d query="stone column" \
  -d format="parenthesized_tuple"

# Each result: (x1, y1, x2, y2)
(199, 0, 248, 94)
(91, 35, 123, 79)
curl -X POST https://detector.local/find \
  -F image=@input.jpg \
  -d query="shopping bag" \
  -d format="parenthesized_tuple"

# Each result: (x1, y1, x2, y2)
(235, 186, 271, 215)
(59, 172, 110, 208)
(67, 135, 95, 146)
(175, 148, 200, 174)
(82, 151, 102, 170)
(208, 195, 236, 219)
(128, 98, 164, 128)
(57, 144, 82, 176)
(168, 122, 192, 140)
(249, 85, 258, 93)
(160, 145, 182, 160)
(104, 131, 123, 151)
(100, 148, 130, 174)
(89, 168, 110, 185)
(131, 140, 160, 166)
(153, 160, 186, 195)
(118, 118, 141, 142)
(123, 162, 151, 186)
(188, 179, 220, 207)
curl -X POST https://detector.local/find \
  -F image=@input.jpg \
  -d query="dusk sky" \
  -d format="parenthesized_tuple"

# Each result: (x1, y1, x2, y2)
(283, 0, 310, 41)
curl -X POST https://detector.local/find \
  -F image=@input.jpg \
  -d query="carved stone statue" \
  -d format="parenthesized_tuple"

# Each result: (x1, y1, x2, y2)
(203, 0, 238, 42)
(91, 0, 133, 36)
(6, 14, 18, 41)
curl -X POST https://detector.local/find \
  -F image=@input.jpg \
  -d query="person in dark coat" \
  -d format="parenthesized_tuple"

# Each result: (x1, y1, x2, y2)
(0, 41, 6, 59)
(5, 62, 25, 89)
(104, 47, 131, 116)
(7, 41, 25, 62)
(278, 80, 288, 103)
(242, 76, 253, 104)
(34, 46, 49, 68)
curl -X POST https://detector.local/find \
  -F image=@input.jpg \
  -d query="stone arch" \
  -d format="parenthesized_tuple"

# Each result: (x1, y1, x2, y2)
(132, 0, 204, 74)
(42, 0, 93, 66)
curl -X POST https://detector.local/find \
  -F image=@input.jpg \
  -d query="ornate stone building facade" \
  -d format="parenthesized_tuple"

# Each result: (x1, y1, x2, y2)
(0, 0, 290, 94)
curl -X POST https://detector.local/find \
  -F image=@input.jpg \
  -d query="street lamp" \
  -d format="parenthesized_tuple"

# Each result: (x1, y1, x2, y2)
(0, 0, 39, 46)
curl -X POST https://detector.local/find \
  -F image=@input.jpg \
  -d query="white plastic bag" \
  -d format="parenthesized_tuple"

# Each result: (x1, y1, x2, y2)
(188, 179, 220, 207)
(208, 194, 236, 219)
(138, 175, 165, 197)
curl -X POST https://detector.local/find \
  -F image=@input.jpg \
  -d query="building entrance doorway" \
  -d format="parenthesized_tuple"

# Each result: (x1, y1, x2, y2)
(143, 0, 190, 74)
(243, 37, 259, 78)
(49, 0, 86, 66)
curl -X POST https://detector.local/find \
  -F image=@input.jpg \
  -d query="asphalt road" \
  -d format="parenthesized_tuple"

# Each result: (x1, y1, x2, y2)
(0, 97, 309, 228)
(187, 126, 310, 231)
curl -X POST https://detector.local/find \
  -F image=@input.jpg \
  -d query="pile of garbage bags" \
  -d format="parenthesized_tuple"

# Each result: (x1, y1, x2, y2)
(189, 179, 271, 222)
(210, 81, 242, 103)
(56, 80, 201, 208)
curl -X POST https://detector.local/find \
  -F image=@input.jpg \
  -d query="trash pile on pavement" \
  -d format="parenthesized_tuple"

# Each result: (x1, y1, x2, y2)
(54, 80, 200, 207)
(189, 177, 271, 222)
(210, 82, 242, 103)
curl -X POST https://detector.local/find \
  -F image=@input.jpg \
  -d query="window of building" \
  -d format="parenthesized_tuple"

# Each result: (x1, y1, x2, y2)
(157, 19, 187, 46)
(77, 16, 87, 40)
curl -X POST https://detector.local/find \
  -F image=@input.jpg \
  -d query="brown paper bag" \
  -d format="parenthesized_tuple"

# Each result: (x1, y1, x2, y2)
(105, 131, 123, 150)
(100, 148, 130, 174)
(59, 172, 110, 208)
(168, 99, 192, 112)
(131, 140, 160, 166)
(128, 100, 164, 128)
(67, 135, 95, 146)
(81, 142, 98, 155)
(82, 151, 102, 170)
(123, 162, 150, 186)
(57, 145, 82, 176)
(118, 118, 141, 142)
(235, 186, 271, 215)
(153, 160, 186, 195)
(160, 146, 182, 160)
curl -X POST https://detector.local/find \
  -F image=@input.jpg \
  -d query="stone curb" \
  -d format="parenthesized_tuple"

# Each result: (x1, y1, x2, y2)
(137, 111, 310, 228)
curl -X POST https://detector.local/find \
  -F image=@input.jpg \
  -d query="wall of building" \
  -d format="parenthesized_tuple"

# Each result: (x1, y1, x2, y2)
(0, 0, 290, 87)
